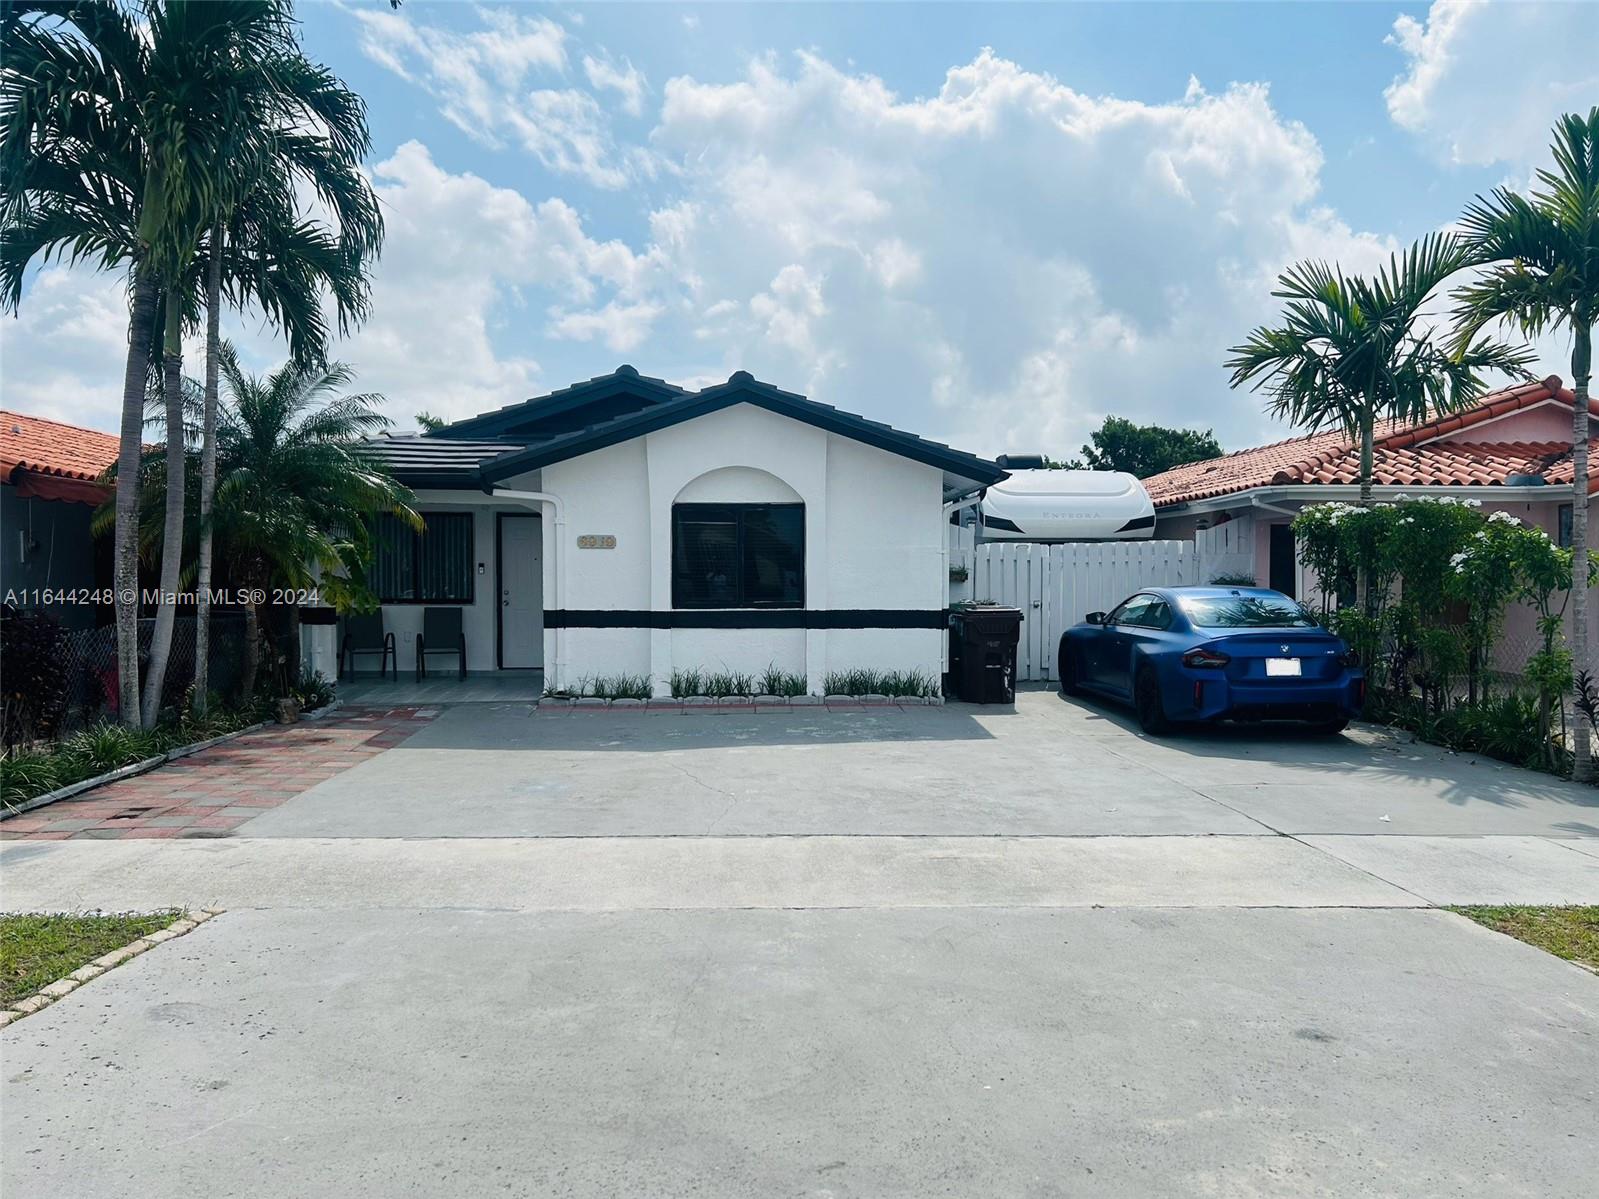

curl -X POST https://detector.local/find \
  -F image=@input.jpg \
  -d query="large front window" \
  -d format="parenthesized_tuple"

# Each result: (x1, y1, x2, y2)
(373, 512, 474, 603)
(672, 503, 804, 608)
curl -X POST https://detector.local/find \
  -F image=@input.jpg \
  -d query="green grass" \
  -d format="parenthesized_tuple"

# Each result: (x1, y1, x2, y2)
(1450, 906, 1599, 972)
(1, 911, 181, 1007)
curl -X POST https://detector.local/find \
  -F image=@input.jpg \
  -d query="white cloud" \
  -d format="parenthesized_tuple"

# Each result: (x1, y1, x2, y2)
(352, 5, 634, 189)
(1385, 0, 1599, 169)
(0, 268, 132, 431)
(583, 53, 648, 116)
(0, 141, 678, 432)
(636, 50, 1392, 455)
(334, 141, 675, 420)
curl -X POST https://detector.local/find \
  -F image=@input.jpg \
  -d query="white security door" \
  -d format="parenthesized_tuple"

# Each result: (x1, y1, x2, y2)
(499, 515, 543, 669)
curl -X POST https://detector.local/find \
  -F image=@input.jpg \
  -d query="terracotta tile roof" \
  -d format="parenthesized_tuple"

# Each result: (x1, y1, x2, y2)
(1, 410, 121, 503)
(1144, 377, 1598, 506)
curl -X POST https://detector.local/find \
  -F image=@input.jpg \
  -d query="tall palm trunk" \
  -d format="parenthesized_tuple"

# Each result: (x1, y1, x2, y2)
(240, 590, 261, 705)
(1572, 321, 1592, 782)
(194, 223, 223, 714)
(114, 270, 159, 727)
(141, 291, 186, 728)
(1355, 408, 1375, 614)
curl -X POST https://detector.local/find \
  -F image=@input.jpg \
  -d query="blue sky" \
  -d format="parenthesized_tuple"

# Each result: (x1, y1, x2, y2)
(6, 0, 1596, 458)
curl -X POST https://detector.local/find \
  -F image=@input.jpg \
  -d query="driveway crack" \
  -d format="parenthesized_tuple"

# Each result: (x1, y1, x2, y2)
(664, 758, 741, 834)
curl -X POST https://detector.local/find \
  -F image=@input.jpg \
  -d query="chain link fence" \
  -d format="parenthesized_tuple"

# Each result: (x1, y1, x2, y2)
(5, 613, 251, 745)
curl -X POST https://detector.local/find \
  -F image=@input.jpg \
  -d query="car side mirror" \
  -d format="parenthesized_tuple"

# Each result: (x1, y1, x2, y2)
(1085, 611, 1105, 625)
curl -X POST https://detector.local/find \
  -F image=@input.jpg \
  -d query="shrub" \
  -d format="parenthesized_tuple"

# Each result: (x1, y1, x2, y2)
(822, 668, 941, 698)
(703, 670, 755, 698)
(294, 669, 336, 713)
(1370, 689, 1563, 775)
(1208, 571, 1257, 586)
(668, 668, 704, 699)
(757, 665, 808, 697)
(572, 674, 652, 700)
(0, 751, 59, 806)
(0, 606, 72, 748)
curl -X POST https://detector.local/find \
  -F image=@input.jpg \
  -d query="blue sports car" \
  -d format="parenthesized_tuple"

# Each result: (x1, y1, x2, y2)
(1057, 586, 1364, 735)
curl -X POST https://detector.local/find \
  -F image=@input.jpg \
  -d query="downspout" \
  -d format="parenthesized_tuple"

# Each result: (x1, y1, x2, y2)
(942, 493, 982, 673)
(485, 487, 566, 690)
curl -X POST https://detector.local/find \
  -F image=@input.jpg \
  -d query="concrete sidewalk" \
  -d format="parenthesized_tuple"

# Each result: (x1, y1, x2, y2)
(5, 829, 1596, 912)
(4, 907, 1596, 1199)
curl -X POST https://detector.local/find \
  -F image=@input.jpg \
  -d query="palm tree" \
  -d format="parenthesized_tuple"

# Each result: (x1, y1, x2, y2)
(1226, 234, 1533, 606)
(191, 77, 384, 714)
(105, 348, 417, 702)
(2, 0, 381, 725)
(1454, 108, 1599, 782)
(211, 350, 418, 700)
(3, 0, 160, 724)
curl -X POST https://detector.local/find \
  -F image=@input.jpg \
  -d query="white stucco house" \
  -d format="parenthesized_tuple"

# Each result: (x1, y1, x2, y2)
(327, 366, 1007, 696)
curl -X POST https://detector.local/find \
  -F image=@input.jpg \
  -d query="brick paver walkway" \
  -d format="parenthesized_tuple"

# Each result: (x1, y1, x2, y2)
(1, 707, 436, 840)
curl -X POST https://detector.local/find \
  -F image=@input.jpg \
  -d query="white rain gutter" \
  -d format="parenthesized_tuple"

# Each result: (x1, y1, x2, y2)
(1249, 494, 1299, 518)
(485, 487, 566, 689)
(1165, 482, 1575, 517)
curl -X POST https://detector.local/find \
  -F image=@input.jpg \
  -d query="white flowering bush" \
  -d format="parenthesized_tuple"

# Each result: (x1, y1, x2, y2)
(1293, 496, 1568, 711)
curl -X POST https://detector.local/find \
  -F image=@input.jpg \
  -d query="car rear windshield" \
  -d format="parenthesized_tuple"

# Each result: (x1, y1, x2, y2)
(1179, 595, 1318, 629)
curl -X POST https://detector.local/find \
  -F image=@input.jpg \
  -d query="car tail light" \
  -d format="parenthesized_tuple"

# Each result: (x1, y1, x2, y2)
(1182, 647, 1230, 669)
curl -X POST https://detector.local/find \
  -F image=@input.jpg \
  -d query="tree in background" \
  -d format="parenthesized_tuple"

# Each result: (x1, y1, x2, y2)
(1057, 417, 1222, 477)
(1225, 233, 1531, 608)
(1454, 108, 1598, 782)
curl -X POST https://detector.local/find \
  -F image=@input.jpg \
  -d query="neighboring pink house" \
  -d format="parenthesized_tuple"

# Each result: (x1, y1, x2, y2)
(1144, 377, 1596, 673)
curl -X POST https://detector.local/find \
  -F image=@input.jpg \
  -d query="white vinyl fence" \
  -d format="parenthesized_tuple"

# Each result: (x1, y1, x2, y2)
(952, 532, 1197, 682)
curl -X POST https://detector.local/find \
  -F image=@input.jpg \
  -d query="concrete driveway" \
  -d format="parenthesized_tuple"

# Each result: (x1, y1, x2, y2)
(4, 688, 1598, 1197)
(242, 688, 1599, 840)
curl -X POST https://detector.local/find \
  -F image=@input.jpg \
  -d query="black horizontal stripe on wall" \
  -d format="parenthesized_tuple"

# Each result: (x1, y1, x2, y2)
(545, 609, 949, 630)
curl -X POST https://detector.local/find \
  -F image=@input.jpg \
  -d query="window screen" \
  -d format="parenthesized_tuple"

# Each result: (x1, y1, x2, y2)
(672, 504, 804, 608)
(374, 512, 474, 603)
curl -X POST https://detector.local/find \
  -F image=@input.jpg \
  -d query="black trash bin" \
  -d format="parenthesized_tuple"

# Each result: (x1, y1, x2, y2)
(947, 605, 1023, 704)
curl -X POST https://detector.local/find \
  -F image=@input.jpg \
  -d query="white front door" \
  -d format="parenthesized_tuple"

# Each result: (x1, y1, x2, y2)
(499, 515, 543, 669)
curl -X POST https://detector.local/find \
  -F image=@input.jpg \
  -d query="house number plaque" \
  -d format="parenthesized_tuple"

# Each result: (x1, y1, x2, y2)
(576, 534, 617, 549)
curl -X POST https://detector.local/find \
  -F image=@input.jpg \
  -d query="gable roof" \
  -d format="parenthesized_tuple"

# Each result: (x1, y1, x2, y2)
(427, 364, 686, 442)
(477, 370, 1007, 499)
(1, 411, 121, 504)
(1144, 377, 1597, 507)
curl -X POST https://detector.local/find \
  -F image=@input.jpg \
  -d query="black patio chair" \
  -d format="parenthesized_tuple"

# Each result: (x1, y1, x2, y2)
(417, 607, 467, 682)
(340, 612, 395, 681)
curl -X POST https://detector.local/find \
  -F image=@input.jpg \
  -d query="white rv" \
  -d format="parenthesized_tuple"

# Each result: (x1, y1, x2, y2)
(972, 464, 1156, 542)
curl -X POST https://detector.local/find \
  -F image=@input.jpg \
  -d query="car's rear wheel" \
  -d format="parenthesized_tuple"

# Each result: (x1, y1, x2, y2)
(1311, 715, 1350, 735)
(1134, 667, 1171, 735)
(1058, 639, 1083, 696)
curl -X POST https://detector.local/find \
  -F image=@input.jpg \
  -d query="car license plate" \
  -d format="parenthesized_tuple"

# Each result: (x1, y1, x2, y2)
(1266, 657, 1301, 677)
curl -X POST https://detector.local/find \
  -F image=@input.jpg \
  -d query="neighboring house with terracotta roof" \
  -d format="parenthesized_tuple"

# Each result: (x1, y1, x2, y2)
(1142, 376, 1595, 669)
(1, 411, 119, 627)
